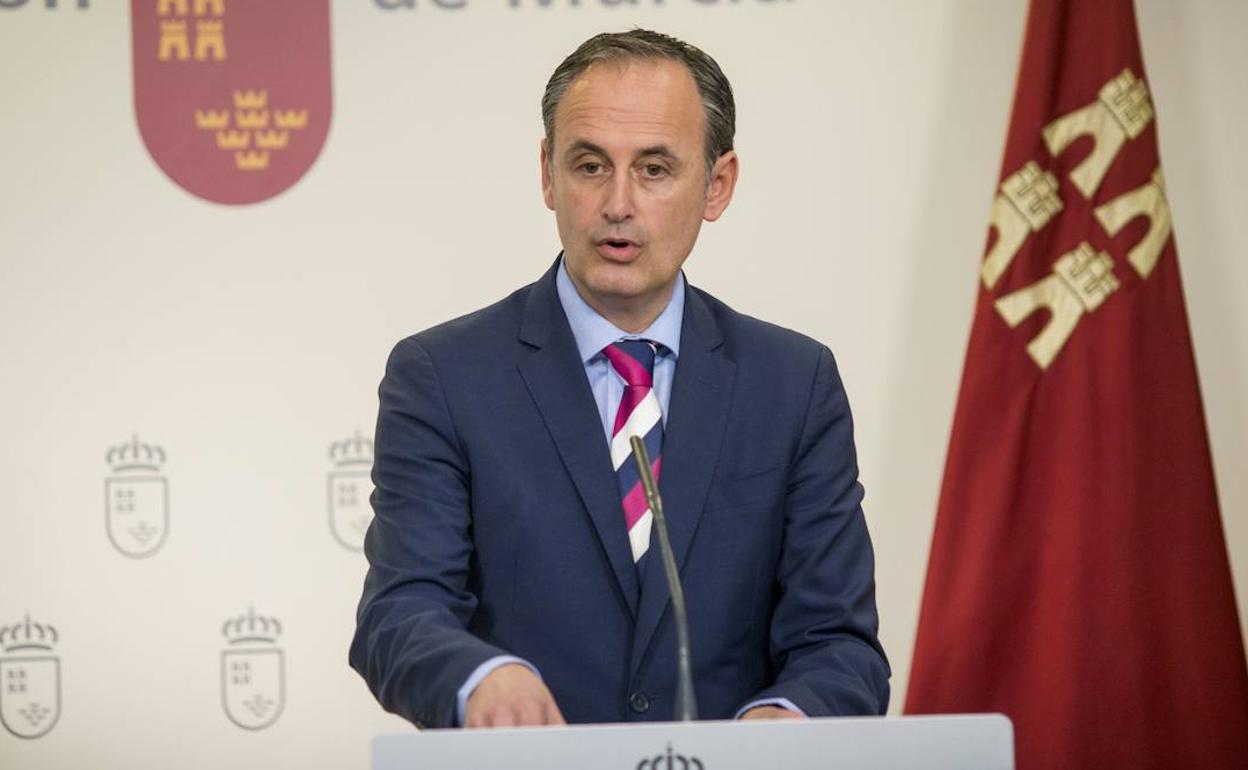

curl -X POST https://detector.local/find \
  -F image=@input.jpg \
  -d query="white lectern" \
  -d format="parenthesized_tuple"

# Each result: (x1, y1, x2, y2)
(373, 714, 1013, 769)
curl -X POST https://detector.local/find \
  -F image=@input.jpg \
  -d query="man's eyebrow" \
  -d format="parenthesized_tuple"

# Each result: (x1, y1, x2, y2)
(562, 141, 680, 163)
(564, 140, 608, 160)
(636, 145, 678, 161)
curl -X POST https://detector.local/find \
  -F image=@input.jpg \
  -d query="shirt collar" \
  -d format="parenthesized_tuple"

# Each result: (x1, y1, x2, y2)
(555, 255, 684, 364)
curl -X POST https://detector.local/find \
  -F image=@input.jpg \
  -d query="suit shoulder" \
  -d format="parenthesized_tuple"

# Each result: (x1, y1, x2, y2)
(389, 281, 533, 362)
(691, 285, 832, 365)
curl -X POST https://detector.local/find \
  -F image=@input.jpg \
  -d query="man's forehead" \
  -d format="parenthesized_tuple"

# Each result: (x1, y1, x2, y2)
(561, 57, 698, 104)
(554, 58, 704, 152)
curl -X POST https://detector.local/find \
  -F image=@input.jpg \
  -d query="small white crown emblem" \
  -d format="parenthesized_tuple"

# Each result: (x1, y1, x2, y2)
(106, 435, 166, 473)
(329, 431, 373, 468)
(222, 608, 282, 645)
(0, 615, 58, 653)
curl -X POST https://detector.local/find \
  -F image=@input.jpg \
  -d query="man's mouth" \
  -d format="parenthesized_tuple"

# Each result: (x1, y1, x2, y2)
(596, 237, 643, 261)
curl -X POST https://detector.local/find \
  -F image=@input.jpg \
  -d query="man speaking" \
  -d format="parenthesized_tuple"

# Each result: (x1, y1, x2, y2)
(350, 29, 889, 729)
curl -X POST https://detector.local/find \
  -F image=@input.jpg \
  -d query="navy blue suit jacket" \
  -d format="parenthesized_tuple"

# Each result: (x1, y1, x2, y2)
(349, 261, 889, 728)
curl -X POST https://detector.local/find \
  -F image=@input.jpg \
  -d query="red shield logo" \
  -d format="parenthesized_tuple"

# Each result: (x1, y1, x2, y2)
(131, 0, 332, 205)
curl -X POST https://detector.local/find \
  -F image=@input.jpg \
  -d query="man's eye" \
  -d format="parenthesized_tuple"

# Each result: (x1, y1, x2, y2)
(642, 164, 668, 178)
(579, 162, 604, 175)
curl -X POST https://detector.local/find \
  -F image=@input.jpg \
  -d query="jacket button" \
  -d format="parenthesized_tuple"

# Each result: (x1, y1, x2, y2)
(629, 692, 650, 714)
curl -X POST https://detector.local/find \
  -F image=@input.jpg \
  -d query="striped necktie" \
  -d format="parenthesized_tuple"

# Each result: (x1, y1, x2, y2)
(603, 339, 664, 564)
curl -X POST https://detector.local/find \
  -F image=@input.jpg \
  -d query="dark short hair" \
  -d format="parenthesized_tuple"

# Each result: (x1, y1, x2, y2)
(541, 29, 736, 177)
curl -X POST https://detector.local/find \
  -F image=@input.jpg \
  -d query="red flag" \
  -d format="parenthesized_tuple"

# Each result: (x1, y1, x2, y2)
(905, 1, 1248, 768)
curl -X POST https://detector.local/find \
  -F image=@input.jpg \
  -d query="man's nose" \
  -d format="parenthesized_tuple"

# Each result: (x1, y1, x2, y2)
(601, 171, 635, 223)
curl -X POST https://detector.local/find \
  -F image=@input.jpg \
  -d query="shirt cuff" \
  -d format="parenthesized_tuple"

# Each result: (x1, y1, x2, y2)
(455, 655, 541, 727)
(734, 697, 807, 719)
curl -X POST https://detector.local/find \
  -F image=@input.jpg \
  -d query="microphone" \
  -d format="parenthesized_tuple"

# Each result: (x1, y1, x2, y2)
(630, 435, 698, 721)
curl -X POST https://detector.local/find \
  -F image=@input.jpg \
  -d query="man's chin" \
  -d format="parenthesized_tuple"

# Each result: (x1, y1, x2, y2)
(568, 260, 641, 295)
(582, 270, 656, 302)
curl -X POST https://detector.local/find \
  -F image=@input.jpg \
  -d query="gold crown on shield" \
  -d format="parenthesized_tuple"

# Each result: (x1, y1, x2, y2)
(233, 90, 268, 110)
(254, 130, 289, 150)
(273, 110, 308, 130)
(234, 150, 270, 171)
(215, 129, 250, 150)
(195, 109, 230, 130)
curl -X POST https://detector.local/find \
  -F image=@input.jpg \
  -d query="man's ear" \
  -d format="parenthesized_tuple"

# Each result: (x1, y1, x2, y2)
(540, 138, 555, 211)
(702, 150, 740, 223)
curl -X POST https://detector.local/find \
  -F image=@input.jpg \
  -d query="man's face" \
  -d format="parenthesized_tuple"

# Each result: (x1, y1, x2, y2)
(541, 58, 738, 329)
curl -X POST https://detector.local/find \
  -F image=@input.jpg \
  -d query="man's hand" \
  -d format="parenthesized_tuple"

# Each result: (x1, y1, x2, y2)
(464, 663, 567, 728)
(739, 705, 804, 721)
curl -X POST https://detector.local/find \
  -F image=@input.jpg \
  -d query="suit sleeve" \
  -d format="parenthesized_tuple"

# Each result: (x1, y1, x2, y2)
(744, 345, 891, 716)
(349, 337, 511, 728)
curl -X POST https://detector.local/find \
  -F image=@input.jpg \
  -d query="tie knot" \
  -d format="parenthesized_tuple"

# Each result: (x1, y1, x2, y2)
(604, 339, 659, 386)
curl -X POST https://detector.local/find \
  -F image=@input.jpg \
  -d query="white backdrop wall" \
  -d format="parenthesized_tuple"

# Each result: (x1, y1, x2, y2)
(1, 1, 1244, 768)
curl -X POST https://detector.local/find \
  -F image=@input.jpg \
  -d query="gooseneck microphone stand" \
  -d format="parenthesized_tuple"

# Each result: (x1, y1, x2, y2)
(630, 435, 699, 722)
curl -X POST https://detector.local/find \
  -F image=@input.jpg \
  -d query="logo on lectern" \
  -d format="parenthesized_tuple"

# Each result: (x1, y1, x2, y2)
(220, 608, 284, 730)
(105, 435, 169, 558)
(0, 614, 61, 740)
(635, 743, 705, 770)
(327, 431, 374, 551)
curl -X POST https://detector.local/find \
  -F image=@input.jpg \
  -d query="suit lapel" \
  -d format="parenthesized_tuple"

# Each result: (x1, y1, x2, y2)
(630, 285, 737, 674)
(517, 263, 640, 617)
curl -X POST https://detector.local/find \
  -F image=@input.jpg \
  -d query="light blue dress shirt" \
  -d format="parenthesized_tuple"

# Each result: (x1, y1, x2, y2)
(454, 258, 800, 723)
(555, 257, 683, 439)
